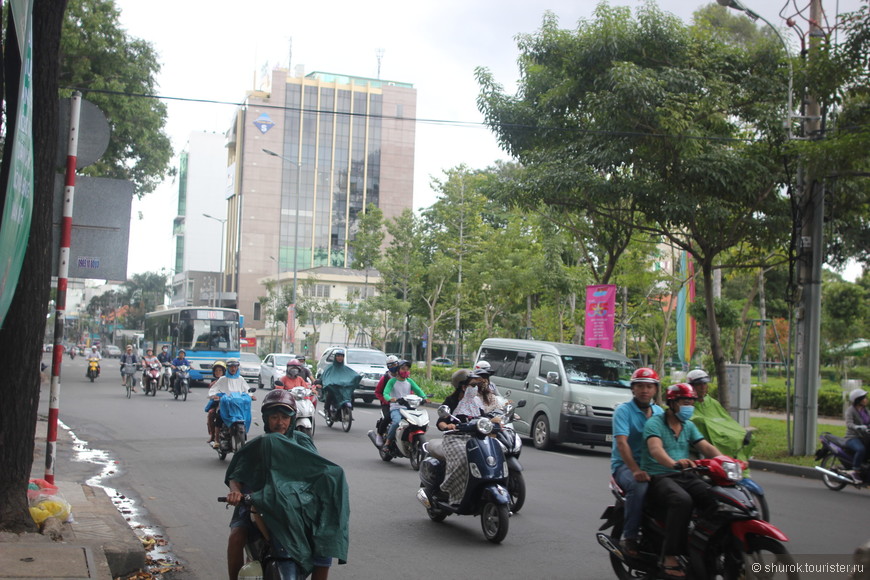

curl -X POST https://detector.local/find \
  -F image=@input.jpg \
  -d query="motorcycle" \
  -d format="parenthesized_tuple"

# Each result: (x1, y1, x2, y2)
(814, 431, 869, 491)
(416, 407, 511, 543)
(86, 357, 101, 382)
(217, 494, 304, 580)
(596, 455, 797, 580)
(275, 381, 317, 438)
(211, 389, 255, 461)
(489, 398, 527, 513)
(173, 365, 191, 401)
(68, 347, 76, 360)
(367, 394, 430, 470)
(142, 362, 161, 396)
(319, 383, 354, 432)
(160, 362, 173, 390)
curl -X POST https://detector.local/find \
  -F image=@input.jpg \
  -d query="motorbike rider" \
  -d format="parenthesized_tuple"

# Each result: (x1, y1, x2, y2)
(224, 389, 349, 580)
(319, 349, 360, 415)
(474, 360, 499, 394)
(206, 361, 228, 447)
(436, 369, 486, 504)
(473, 366, 501, 413)
(382, 360, 427, 449)
(141, 348, 160, 386)
(119, 345, 140, 392)
(641, 383, 723, 579)
(685, 368, 753, 468)
(296, 354, 314, 383)
(170, 349, 189, 392)
(87, 346, 101, 377)
(157, 345, 172, 364)
(277, 359, 309, 389)
(845, 388, 870, 483)
(373, 355, 401, 447)
(209, 358, 254, 398)
(610, 367, 663, 558)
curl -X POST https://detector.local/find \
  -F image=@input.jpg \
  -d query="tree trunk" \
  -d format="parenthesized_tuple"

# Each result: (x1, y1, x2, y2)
(758, 269, 767, 383)
(0, 0, 67, 532)
(701, 261, 730, 409)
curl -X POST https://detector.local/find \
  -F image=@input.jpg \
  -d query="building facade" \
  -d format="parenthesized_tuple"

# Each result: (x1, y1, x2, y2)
(224, 68, 416, 331)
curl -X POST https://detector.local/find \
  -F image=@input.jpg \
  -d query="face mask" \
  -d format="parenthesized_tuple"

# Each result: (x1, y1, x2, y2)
(398, 369, 410, 379)
(287, 368, 299, 376)
(677, 405, 694, 422)
(464, 385, 478, 398)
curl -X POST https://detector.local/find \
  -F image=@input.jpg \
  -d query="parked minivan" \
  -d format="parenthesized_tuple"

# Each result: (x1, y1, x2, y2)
(475, 338, 636, 450)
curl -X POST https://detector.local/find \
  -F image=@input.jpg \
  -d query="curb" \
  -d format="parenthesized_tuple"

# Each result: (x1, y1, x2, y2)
(750, 459, 820, 479)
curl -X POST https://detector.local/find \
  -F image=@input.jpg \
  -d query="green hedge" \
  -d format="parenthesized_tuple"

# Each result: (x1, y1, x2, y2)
(750, 385, 846, 417)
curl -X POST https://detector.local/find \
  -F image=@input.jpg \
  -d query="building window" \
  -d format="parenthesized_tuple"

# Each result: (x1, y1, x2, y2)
(303, 284, 331, 298)
(253, 302, 261, 321)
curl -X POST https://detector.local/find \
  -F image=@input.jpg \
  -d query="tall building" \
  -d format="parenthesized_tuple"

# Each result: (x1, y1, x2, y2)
(224, 68, 416, 332)
(170, 131, 232, 307)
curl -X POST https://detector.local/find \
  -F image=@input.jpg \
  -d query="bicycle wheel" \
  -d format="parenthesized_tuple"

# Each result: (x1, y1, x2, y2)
(125, 375, 131, 399)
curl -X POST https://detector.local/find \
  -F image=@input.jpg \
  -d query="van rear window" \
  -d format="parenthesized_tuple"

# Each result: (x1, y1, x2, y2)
(561, 355, 633, 388)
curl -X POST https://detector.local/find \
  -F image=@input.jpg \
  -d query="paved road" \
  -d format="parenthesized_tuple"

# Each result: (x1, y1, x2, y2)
(40, 356, 870, 579)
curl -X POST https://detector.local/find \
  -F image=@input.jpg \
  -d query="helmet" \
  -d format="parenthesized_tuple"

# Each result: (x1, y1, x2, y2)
(630, 367, 660, 385)
(261, 389, 297, 433)
(386, 355, 399, 365)
(178, 349, 186, 355)
(286, 359, 302, 367)
(686, 369, 711, 385)
(333, 348, 345, 357)
(451, 369, 471, 390)
(212, 360, 227, 372)
(470, 367, 492, 378)
(474, 360, 492, 372)
(849, 388, 867, 405)
(226, 358, 240, 367)
(666, 383, 697, 402)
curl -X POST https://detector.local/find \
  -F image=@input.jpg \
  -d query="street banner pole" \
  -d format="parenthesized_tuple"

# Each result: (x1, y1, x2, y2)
(45, 92, 81, 484)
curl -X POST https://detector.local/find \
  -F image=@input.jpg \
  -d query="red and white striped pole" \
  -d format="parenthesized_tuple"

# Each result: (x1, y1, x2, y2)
(45, 92, 81, 484)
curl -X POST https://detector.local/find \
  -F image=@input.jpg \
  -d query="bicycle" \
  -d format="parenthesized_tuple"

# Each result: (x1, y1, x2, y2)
(121, 362, 139, 398)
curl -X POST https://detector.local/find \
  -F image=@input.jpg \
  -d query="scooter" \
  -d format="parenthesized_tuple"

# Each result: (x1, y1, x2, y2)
(319, 383, 354, 432)
(814, 431, 869, 490)
(86, 357, 101, 382)
(160, 362, 173, 390)
(173, 365, 190, 401)
(597, 456, 796, 580)
(212, 389, 255, 461)
(416, 408, 511, 543)
(142, 362, 161, 396)
(275, 381, 317, 438)
(489, 399, 527, 512)
(217, 494, 305, 579)
(368, 394, 430, 470)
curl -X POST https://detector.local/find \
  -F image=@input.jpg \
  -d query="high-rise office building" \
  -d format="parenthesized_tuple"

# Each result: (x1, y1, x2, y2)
(224, 68, 416, 331)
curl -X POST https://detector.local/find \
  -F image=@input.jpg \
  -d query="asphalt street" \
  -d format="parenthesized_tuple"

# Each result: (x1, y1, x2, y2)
(39, 355, 870, 579)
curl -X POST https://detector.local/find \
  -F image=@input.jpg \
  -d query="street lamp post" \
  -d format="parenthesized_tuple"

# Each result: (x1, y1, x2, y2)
(202, 213, 227, 308)
(263, 148, 302, 353)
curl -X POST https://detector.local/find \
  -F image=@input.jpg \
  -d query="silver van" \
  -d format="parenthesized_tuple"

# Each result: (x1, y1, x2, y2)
(476, 338, 636, 450)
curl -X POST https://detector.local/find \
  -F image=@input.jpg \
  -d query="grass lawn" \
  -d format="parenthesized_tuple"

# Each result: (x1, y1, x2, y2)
(749, 416, 846, 467)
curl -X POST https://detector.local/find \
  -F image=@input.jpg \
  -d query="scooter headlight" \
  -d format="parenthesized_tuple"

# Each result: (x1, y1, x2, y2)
(476, 417, 494, 435)
(722, 460, 743, 482)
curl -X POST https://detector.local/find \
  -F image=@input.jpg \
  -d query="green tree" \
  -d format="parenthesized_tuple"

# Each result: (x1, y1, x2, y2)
(349, 203, 384, 293)
(119, 271, 169, 328)
(60, 0, 172, 194)
(476, 3, 792, 406)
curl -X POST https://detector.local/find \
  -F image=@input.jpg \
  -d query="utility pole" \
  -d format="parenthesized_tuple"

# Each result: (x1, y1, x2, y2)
(793, 0, 825, 455)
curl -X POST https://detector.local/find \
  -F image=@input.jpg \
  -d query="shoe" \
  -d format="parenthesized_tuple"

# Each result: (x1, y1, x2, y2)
(619, 538, 639, 558)
(849, 470, 863, 483)
(374, 434, 384, 447)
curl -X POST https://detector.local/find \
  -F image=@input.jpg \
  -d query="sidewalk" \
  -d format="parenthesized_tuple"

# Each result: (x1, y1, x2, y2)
(0, 417, 146, 580)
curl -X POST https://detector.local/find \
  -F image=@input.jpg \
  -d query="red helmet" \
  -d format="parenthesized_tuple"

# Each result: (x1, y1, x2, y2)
(666, 383, 697, 401)
(630, 367, 660, 385)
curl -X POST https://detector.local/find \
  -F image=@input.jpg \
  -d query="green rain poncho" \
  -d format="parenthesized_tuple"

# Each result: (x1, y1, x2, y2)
(693, 396, 754, 470)
(224, 432, 349, 574)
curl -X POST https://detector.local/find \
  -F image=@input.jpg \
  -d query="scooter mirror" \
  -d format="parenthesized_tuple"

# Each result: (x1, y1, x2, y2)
(516, 400, 527, 408)
(248, 387, 257, 393)
(437, 405, 451, 418)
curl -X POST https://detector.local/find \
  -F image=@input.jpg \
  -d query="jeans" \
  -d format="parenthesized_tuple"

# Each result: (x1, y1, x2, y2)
(386, 408, 403, 441)
(613, 464, 648, 540)
(846, 437, 866, 470)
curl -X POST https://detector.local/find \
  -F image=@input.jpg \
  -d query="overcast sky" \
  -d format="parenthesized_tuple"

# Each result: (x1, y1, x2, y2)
(114, 0, 863, 279)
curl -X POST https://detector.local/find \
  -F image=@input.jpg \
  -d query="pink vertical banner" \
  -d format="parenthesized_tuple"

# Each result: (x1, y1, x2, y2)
(584, 284, 617, 349)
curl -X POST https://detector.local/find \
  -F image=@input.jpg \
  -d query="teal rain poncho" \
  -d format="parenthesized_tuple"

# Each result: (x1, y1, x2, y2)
(693, 396, 755, 471)
(320, 360, 362, 405)
(224, 432, 349, 574)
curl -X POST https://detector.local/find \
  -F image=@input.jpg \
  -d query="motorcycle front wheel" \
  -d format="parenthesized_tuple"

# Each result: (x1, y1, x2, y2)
(480, 501, 510, 543)
(820, 454, 848, 491)
(340, 406, 353, 432)
(325, 407, 335, 428)
(181, 381, 189, 402)
(508, 469, 526, 513)
(728, 536, 797, 580)
(410, 436, 426, 471)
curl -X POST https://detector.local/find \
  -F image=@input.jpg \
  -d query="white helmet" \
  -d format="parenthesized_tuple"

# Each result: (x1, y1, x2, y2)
(686, 369, 711, 384)
(849, 388, 867, 405)
(386, 355, 399, 365)
(474, 360, 492, 372)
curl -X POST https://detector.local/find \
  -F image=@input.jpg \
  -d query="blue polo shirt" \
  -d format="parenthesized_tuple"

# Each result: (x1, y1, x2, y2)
(640, 413, 705, 476)
(610, 399, 663, 473)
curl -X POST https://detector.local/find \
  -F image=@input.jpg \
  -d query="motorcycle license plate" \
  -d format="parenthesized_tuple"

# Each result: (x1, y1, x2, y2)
(605, 434, 612, 442)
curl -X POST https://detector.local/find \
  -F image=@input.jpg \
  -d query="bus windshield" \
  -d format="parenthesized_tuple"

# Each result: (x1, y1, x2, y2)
(178, 317, 239, 353)
(560, 355, 634, 388)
